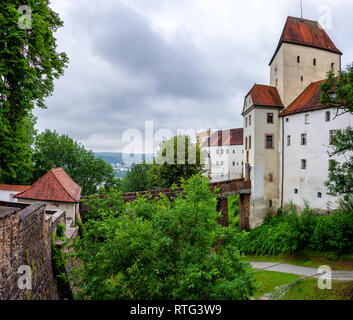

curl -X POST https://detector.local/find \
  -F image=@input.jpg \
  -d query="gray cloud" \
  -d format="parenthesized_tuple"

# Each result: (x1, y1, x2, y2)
(34, 0, 353, 152)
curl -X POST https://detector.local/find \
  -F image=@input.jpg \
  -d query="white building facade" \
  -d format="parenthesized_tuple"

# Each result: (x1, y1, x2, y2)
(203, 129, 244, 183)
(241, 16, 352, 228)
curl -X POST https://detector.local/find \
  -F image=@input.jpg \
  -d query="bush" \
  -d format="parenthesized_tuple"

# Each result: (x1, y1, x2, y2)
(228, 195, 240, 228)
(310, 213, 353, 254)
(234, 203, 353, 256)
(71, 175, 256, 300)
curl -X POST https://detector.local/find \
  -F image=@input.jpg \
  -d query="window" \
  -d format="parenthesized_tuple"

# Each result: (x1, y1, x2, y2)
(221, 149, 224, 155)
(245, 117, 248, 128)
(268, 173, 273, 182)
(318, 192, 322, 198)
(245, 137, 248, 150)
(233, 150, 235, 154)
(275, 78, 278, 87)
(226, 149, 229, 154)
(329, 130, 337, 145)
(232, 162, 235, 166)
(249, 136, 252, 150)
(286, 118, 289, 122)
(221, 161, 224, 165)
(297, 56, 300, 63)
(325, 111, 330, 122)
(301, 76, 304, 82)
(216, 149, 219, 154)
(301, 133, 307, 145)
(216, 161, 219, 166)
(267, 113, 274, 124)
(269, 200, 273, 207)
(287, 135, 291, 146)
(249, 115, 252, 126)
(313, 58, 316, 66)
(301, 159, 307, 169)
(331, 62, 335, 69)
(265, 134, 274, 149)
(294, 189, 298, 194)
(305, 114, 310, 124)
(242, 161, 244, 166)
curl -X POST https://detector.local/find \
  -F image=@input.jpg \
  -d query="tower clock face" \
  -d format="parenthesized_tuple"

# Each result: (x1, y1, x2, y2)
(274, 63, 278, 76)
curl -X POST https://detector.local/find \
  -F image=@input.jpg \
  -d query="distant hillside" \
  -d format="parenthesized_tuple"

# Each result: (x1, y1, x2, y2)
(95, 152, 155, 165)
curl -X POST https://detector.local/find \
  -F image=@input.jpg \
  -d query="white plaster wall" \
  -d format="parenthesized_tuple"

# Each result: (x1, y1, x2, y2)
(281, 108, 353, 211)
(204, 145, 243, 182)
(243, 106, 282, 229)
(17, 199, 78, 222)
(270, 43, 340, 107)
(0, 190, 20, 202)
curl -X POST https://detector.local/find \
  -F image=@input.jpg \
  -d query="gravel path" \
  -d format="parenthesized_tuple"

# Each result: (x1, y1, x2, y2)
(248, 261, 353, 281)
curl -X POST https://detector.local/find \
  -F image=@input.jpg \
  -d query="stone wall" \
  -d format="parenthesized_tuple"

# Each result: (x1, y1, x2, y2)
(239, 193, 251, 230)
(0, 202, 59, 300)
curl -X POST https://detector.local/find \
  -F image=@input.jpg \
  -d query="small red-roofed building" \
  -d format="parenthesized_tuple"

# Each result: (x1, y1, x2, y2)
(203, 128, 243, 182)
(14, 168, 81, 224)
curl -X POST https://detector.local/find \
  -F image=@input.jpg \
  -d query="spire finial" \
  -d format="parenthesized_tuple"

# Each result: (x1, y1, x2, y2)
(300, 0, 304, 21)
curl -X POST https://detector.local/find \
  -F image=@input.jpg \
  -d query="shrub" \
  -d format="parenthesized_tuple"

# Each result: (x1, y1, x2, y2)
(233, 203, 353, 256)
(228, 195, 240, 228)
(71, 175, 256, 300)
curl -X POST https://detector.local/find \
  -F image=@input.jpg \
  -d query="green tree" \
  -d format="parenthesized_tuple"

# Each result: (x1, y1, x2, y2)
(72, 175, 256, 300)
(32, 130, 118, 195)
(320, 64, 353, 199)
(120, 162, 150, 193)
(147, 135, 205, 189)
(325, 127, 353, 199)
(0, 0, 68, 183)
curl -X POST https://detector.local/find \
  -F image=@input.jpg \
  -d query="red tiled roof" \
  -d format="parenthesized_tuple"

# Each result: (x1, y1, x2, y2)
(203, 128, 243, 147)
(280, 79, 326, 116)
(15, 168, 81, 203)
(245, 84, 284, 110)
(0, 185, 30, 192)
(270, 16, 342, 65)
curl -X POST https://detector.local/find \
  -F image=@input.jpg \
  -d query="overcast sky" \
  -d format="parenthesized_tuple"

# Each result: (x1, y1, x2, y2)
(34, 0, 353, 153)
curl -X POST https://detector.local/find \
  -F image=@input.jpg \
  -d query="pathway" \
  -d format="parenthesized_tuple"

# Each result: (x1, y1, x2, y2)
(248, 261, 353, 281)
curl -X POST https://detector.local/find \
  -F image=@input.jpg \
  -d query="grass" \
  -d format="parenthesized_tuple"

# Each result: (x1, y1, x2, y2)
(253, 270, 301, 299)
(253, 270, 353, 300)
(243, 249, 353, 271)
(281, 279, 353, 300)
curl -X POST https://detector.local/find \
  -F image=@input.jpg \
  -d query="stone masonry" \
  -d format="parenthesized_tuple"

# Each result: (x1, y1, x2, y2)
(0, 201, 67, 300)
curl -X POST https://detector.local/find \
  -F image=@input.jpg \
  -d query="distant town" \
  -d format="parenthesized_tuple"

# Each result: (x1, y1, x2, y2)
(95, 152, 155, 178)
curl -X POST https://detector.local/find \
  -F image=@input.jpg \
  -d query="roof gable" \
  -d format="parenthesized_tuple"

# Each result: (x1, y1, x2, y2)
(15, 168, 81, 203)
(203, 128, 243, 147)
(270, 16, 342, 65)
(280, 79, 326, 116)
(243, 84, 283, 114)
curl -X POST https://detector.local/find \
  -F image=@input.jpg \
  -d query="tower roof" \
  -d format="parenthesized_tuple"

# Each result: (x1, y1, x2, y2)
(15, 168, 81, 203)
(269, 16, 342, 65)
